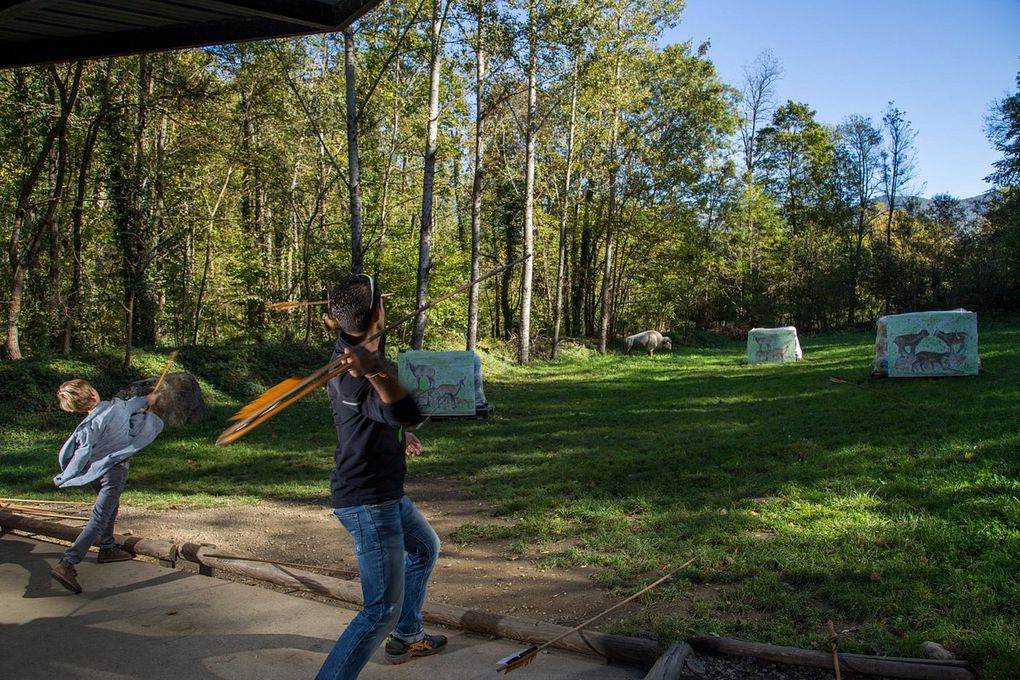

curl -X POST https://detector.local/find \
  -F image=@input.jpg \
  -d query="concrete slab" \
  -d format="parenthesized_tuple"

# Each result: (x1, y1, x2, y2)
(0, 534, 646, 680)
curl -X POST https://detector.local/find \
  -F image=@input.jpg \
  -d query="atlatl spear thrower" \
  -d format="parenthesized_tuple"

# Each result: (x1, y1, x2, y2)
(216, 255, 530, 446)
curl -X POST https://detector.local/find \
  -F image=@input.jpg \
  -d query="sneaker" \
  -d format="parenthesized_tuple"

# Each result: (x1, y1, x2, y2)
(97, 545, 134, 563)
(51, 559, 82, 594)
(384, 633, 448, 665)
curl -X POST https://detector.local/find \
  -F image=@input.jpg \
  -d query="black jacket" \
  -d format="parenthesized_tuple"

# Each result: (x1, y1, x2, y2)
(326, 333, 422, 508)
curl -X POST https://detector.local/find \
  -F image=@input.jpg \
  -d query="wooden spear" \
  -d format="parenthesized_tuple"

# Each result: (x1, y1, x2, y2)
(495, 558, 695, 674)
(0, 504, 88, 521)
(152, 350, 178, 394)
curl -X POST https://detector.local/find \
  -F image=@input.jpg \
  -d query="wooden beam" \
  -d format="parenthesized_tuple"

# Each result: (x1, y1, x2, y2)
(196, 0, 341, 30)
(0, 510, 178, 563)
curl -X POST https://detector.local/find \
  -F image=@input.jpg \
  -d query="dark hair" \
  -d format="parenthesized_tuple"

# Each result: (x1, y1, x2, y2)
(328, 274, 379, 334)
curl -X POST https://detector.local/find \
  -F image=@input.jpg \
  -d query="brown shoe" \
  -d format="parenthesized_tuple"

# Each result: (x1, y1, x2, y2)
(51, 559, 82, 594)
(97, 545, 133, 563)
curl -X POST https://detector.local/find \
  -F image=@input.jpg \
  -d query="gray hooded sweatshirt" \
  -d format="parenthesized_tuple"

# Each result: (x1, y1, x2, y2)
(53, 396, 164, 488)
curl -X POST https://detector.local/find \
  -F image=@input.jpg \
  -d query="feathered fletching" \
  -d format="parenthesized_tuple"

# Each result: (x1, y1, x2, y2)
(268, 300, 327, 312)
(216, 365, 348, 445)
(229, 378, 304, 422)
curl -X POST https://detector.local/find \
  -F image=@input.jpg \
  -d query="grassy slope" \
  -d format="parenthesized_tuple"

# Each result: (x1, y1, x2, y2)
(1, 323, 1017, 676)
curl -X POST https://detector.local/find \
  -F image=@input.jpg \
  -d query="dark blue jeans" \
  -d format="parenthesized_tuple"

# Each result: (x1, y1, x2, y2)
(315, 495, 440, 680)
(63, 462, 127, 564)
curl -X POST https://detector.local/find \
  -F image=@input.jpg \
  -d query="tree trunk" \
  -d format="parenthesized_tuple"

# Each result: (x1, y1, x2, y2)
(376, 47, 401, 275)
(5, 63, 81, 359)
(411, 0, 445, 350)
(193, 167, 232, 345)
(64, 69, 109, 353)
(124, 287, 135, 369)
(344, 27, 364, 274)
(519, 0, 538, 364)
(599, 46, 622, 354)
(552, 57, 578, 359)
(466, 1, 486, 352)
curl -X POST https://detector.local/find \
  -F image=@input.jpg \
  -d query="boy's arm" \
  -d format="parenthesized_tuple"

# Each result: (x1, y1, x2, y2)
(124, 395, 150, 412)
(332, 351, 421, 427)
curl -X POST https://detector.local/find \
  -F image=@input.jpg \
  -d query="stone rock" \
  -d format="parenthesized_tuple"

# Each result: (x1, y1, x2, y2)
(117, 371, 209, 428)
(920, 641, 958, 660)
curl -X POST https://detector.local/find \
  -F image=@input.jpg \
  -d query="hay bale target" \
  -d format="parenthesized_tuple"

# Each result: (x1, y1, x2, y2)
(874, 310, 979, 377)
(746, 327, 803, 364)
(398, 350, 491, 417)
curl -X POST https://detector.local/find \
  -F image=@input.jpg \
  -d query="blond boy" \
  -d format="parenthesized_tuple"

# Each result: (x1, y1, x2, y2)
(50, 379, 163, 593)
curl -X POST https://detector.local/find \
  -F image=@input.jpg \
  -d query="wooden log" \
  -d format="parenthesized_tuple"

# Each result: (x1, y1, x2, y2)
(689, 636, 973, 680)
(0, 510, 177, 563)
(644, 641, 695, 680)
(177, 543, 661, 667)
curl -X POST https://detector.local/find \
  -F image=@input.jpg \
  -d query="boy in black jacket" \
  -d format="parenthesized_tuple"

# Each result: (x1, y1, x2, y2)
(315, 273, 446, 680)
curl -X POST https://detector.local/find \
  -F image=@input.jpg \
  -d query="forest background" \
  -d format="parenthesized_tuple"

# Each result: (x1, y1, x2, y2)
(2, 0, 1019, 365)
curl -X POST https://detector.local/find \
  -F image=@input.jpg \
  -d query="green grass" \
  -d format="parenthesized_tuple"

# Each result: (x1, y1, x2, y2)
(1, 322, 1018, 676)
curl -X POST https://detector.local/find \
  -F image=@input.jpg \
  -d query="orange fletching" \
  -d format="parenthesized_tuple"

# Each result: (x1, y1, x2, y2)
(229, 378, 303, 421)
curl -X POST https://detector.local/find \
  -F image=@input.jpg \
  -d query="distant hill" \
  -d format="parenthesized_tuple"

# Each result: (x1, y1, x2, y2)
(880, 190, 999, 226)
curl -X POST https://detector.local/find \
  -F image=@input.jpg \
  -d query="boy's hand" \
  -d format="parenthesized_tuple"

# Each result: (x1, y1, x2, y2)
(405, 432, 423, 457)
(341, 346, 387, 379)
(146, 391, 160, 408)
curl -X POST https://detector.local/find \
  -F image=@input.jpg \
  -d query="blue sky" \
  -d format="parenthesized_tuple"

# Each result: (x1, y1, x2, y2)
(662, 1, 1020, 198)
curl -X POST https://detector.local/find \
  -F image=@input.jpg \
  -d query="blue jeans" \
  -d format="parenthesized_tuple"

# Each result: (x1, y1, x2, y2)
(315, 495, 440, 680)
(63, 462, 127, 564)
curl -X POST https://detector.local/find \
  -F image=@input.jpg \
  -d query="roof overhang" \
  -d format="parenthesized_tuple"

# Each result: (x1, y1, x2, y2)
(0, 0, 384, 69)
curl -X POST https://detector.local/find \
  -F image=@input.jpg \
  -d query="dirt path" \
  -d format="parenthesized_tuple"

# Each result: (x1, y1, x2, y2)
(115, 477, 614, 627)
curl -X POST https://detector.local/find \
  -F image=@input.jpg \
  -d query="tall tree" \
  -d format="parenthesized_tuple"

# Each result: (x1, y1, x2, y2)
(466, 0, 490, 351)
(551, 55, 579, 358)
(344, 27, 365, 273)
(5, 64, 81, 359)
(411, 0, 450, 349)
(518, 0, 540, 363)
(879, 103, 917, 312)
(739, 49, 782, 179)
(838, 114, 882, 325)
